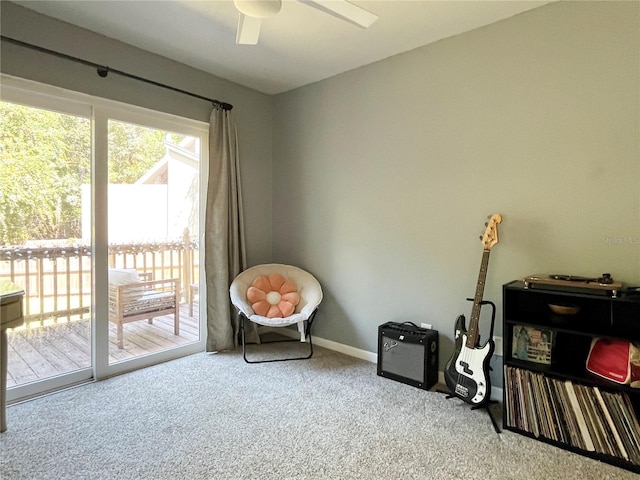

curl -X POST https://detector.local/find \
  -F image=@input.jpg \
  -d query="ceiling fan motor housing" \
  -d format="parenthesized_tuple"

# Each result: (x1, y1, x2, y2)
(234, 0, 282, 18)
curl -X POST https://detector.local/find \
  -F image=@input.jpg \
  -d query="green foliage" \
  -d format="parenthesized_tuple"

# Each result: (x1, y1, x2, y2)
(0, 102, 168, 245)
(0, 102, 90, 244)
(108, 121, 165, 184)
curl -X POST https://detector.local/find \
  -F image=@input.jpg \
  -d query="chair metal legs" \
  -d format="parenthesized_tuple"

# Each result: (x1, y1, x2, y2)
(239, 309, 318, 364)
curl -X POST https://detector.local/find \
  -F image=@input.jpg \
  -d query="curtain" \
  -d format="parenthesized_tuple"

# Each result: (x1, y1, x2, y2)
(204, 104, 257, 351)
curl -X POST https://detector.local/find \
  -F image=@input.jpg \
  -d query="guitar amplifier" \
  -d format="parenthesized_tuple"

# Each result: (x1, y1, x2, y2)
(377, 322, 439, 390)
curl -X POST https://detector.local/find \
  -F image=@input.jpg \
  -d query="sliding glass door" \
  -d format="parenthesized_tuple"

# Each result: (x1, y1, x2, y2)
(1, 93, 94, 399)
(2, 77, 207, 401)
(106, 118, 201, 364)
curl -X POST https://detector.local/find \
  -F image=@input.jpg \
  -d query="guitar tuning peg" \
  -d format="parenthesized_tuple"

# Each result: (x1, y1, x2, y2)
(486, 215, 492, 219)
(484, 222, 488, 227)
(479, 235, 483, 240)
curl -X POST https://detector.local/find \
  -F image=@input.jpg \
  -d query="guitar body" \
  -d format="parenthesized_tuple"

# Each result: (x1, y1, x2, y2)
(444, 214, 502, 408)
(444, 315, 494, 406)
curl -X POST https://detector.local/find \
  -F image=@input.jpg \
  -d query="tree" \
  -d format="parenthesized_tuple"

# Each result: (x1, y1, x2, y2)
(108, 121, 165, 184)
(0, 102, 168, 245)
(0, 102, 90, 244)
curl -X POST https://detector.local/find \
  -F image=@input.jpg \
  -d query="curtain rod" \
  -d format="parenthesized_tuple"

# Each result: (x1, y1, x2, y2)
(1, 35, 233, 111)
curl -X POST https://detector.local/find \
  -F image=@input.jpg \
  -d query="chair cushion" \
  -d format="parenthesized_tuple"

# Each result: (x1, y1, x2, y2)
(230, 263, 323, 326)
(246, 273, 300, 318)
(108, 268, 141, 286)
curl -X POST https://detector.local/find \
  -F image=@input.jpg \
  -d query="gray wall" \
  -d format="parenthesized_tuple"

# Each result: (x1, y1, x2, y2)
(0, 1, 274, 266)
(2, 2, 639, 381)
(272, 0, 640, 376)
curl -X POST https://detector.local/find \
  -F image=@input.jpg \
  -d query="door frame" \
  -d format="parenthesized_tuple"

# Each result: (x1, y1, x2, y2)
(2, 75, 208, 402)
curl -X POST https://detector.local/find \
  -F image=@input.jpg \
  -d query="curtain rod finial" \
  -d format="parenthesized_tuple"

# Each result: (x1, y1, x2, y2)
(213, 100, 233, 111)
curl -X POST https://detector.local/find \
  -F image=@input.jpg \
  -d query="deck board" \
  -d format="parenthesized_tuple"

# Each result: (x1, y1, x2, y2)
(5, 342, 38, 385)
(6, 302, 200, 388)
(34, 335, 85, 372)
(9, 335, 54, 381)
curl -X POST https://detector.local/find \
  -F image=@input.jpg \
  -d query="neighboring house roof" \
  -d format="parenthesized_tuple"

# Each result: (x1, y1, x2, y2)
(136, 136, 199, 185)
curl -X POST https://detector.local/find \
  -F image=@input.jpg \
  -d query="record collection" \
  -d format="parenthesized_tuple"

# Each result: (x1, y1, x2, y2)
(504, 366, 640, 466)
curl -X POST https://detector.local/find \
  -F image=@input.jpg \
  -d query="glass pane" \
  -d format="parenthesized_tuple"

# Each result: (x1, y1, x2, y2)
(106, 119, 200, 363)
(1, 100, 92, 387)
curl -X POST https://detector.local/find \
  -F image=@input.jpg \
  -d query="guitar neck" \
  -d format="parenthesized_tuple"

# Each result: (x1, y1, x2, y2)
(465, 249, 491, 348)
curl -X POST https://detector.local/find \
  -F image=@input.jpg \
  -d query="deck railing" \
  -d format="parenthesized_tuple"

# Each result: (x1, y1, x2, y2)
(0, 229, 198, 326)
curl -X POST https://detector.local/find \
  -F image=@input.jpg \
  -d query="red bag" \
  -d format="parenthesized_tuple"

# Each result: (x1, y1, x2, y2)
(586, 338, 631, 384)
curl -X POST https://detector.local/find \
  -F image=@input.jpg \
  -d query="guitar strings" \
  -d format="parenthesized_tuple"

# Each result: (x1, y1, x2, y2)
(455, 249, 490, 404)
(450, 216, 500, 405)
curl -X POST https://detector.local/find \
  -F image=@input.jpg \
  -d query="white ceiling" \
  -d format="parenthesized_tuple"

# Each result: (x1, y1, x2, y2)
(14, 0, 551, 95)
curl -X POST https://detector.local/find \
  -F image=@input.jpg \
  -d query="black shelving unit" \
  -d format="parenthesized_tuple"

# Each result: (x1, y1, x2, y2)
(503, 280, 640, 473)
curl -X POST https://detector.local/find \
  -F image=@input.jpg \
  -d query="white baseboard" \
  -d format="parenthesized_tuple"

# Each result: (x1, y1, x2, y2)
(261, 327, 503, 402)
(260, 326, 377, 362)
(312, 334, 378, 363)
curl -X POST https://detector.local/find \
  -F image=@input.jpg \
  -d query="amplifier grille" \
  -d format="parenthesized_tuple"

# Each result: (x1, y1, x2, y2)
(380, 335, 425, 382)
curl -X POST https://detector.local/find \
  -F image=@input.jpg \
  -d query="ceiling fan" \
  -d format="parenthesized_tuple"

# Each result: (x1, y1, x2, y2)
(233, 0, 378, 45)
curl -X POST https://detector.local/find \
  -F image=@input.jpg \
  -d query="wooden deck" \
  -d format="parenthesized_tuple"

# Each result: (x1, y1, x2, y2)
(6, 302, 199, 388)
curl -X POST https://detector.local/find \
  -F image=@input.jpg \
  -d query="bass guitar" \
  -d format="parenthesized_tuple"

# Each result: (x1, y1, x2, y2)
(444, 214, 502, 407)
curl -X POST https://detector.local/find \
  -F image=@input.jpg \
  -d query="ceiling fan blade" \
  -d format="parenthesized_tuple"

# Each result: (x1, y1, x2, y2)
(301, 0, 378, 28)
(236, 13, 262, 44)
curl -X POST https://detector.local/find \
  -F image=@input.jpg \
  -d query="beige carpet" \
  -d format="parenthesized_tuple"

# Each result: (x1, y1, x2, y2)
(0, 344, 637, 479)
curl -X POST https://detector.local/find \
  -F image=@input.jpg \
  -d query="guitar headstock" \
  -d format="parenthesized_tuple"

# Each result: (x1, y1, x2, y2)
(481, 214, 502, 251)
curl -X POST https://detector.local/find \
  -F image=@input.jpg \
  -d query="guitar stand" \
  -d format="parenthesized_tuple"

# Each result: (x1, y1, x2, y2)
(437, 389, 502, 434)
(439, 299, 502, 435)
